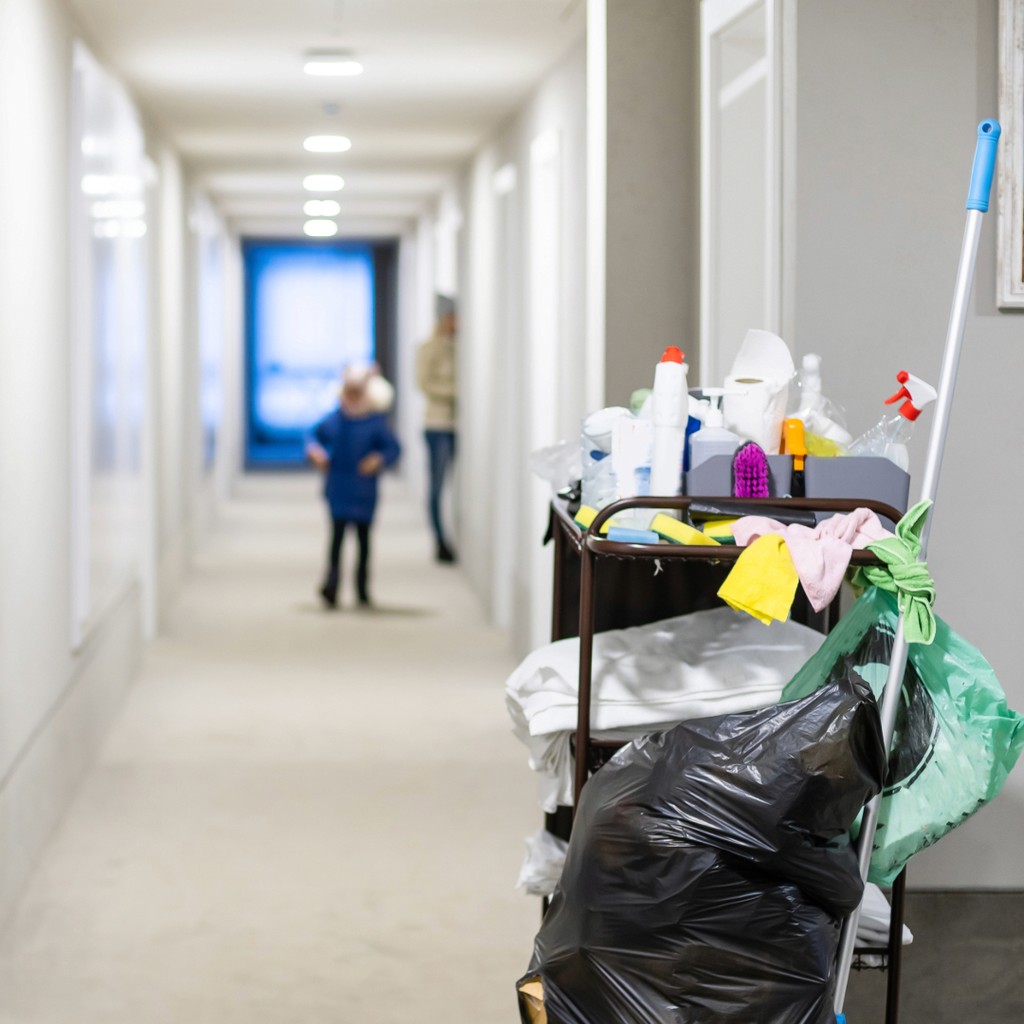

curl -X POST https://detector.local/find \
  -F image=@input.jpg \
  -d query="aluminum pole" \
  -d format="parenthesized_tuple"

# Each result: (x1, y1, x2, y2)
(833, 120, 999, 1020)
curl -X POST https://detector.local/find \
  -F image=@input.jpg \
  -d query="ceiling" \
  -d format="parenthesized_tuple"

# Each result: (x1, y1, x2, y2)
(69, 0, 586, 238)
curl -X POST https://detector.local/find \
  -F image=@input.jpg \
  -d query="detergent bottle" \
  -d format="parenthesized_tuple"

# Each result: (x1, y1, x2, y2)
(649, 346, 688, 496)
(848, 370, 937, 472)
(689, 389, 740, 470)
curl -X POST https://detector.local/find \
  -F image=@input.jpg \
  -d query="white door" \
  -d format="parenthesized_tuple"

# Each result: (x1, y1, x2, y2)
(700, 0, 791, 385)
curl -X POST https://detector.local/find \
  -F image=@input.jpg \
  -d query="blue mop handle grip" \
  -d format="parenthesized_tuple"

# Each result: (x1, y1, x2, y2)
(966, 119, 1001, 212)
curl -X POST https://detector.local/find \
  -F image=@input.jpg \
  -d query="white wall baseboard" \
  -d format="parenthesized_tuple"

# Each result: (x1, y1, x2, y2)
(0, 587, 142, 925)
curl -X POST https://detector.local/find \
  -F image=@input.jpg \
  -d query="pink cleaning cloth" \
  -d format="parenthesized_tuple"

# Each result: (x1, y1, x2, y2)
(731, 508, 893, 612)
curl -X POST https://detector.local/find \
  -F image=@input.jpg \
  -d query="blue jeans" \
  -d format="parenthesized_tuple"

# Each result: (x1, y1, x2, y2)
(425, 429, 455, 549)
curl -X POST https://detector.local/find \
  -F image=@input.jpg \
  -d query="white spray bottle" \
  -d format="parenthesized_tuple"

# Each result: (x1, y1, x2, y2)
(649, 346, 688, 496)
(848, 370, 937, 472)
(793, 354, 853, 446)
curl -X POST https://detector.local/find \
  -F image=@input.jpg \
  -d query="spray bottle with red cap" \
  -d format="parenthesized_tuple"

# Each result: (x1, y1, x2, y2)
(848, 370, 938, 472)
(649, 345, 689, 497)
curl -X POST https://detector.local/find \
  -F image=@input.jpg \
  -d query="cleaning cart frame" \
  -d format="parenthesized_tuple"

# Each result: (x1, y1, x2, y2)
(554, 120, 1001, 1024)
(561, 493, 908, 1021)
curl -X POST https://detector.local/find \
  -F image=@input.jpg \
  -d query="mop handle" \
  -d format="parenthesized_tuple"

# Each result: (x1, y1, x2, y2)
(966, 119, 1001, 212)
(918, 118, 1000, 548)
(833, 120, 1000, 1020)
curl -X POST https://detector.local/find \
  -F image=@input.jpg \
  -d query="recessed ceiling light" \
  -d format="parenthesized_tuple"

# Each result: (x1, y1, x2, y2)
(91, 199, 146, 220)
(81, 173, 142, 196)
(303, 134, 352, 153)
(304, 199, 341, 217)
(304, 219, 338, 238)
(304, 54, 363, 77)
(303, 174, 345, 192)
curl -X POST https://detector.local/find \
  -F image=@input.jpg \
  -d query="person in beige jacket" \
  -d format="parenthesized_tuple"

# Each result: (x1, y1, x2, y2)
(416, 295, 457, 562)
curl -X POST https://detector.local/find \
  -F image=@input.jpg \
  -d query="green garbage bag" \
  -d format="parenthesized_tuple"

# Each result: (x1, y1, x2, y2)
(780, 586, 1024, 886)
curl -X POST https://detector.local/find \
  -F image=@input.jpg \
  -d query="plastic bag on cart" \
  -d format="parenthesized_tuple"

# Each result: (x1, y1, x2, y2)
(781, 586, 1024, 886)
(516, 677, 885, 1024)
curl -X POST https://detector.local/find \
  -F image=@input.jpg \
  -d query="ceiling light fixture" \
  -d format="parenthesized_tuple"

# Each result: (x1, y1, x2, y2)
(303, 174, 345, 192)
(304, 199, 341, 217)
(81, 173, 143, 196)
(91, 199, 146, 220)
(303, 134, 352, 153)
(303, 53, 363, 77)
(304, 219, 339, 238)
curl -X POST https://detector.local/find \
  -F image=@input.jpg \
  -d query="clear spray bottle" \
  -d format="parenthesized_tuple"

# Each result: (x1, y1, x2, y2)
(848, 370, 937, 472)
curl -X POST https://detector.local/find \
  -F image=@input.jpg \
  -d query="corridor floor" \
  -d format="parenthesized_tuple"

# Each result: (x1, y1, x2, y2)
(0, 475, 539, 1023)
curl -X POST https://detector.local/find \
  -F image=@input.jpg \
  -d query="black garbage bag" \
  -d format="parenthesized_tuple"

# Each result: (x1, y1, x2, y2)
(517, 678, 884, 1024)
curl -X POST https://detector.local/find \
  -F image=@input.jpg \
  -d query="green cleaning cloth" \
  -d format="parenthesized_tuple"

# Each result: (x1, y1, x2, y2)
(851, 499, 936, 645)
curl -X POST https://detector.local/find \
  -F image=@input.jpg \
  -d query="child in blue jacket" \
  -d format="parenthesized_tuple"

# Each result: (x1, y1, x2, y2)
(307, 365, 400, 608)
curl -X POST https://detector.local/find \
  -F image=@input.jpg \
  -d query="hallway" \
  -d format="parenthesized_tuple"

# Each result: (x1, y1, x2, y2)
(0, 476, 537, 1023)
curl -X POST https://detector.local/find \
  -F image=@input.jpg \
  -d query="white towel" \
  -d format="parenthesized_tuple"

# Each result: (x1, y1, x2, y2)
(858, 882, 914, 948)
(506, 607, 826, 811)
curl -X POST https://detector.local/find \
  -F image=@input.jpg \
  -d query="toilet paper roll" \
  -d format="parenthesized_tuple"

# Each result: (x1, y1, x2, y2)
(722, 329, 795, 453)
(723, 377, 789, 453)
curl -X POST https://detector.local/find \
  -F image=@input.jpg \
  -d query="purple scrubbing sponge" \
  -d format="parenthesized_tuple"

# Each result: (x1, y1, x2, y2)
(732, 441, 770, 498)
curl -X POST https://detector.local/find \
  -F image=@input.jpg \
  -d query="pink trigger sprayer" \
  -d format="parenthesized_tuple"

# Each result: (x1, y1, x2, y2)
(833, 119, 1001, 1023)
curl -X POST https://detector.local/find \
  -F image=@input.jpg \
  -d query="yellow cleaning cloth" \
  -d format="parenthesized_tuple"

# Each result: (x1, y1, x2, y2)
(650, 513, 720, 546)
(717, 534, 799, 625)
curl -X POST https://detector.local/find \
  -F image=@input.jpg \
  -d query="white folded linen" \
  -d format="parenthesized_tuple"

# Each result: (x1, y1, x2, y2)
(859, 882, 914, 948)
(516, 828, 570, 898)
(506, 607, 826, 811)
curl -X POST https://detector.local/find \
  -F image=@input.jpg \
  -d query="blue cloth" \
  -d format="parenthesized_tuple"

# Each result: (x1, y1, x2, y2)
(310, 409, 400, 522)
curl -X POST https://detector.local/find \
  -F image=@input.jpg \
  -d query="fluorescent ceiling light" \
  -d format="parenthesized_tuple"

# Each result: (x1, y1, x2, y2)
(304, 199, 341, 216)
(304, 219, 338, 238)
(303, 174, 345, 192)
(92, 219, 147, 239)
(81, 173, 142, 196)
(303, 134, 352, 153)
(91, 199, 146, 220)
(304, 55, 363, 77)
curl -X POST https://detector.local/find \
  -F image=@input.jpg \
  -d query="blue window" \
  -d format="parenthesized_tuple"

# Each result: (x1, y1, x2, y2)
(244, 240, 376, 466)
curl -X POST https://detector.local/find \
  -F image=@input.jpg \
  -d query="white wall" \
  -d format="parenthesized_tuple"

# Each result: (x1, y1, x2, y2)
(394, 221, 432, 505)
(452, 37, 588, 655)
(603, 0, 700, 401)
(184, 190, 237, 542)
(793, 0, 1024, 887)
(0, 0, 144, 921)
(0, 0, 234, 921)
(153, 145, 189, 614)
(216, 236, 244, 505)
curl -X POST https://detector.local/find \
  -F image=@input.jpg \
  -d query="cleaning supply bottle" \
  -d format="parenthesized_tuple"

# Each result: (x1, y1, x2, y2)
(782, 418, 807, 497)
(689, 388, 740, 470)
(649, 346, 688, 496)
(848, 370, 937, 472)
(792, 353, 853, 447)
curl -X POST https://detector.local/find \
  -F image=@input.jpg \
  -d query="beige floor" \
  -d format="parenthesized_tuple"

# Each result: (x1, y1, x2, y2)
(0, 475, 540, 1023)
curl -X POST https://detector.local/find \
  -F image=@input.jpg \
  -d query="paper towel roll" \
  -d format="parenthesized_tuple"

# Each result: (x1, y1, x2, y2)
(722, 329, 795, 454)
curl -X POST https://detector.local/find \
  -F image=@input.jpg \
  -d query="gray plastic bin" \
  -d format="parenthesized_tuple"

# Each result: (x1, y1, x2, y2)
(802, 456, 909, 527)
(685, 454, 793, 498)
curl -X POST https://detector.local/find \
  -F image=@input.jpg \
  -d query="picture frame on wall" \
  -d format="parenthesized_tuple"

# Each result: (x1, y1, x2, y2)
(998, 0, 1024, 307)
